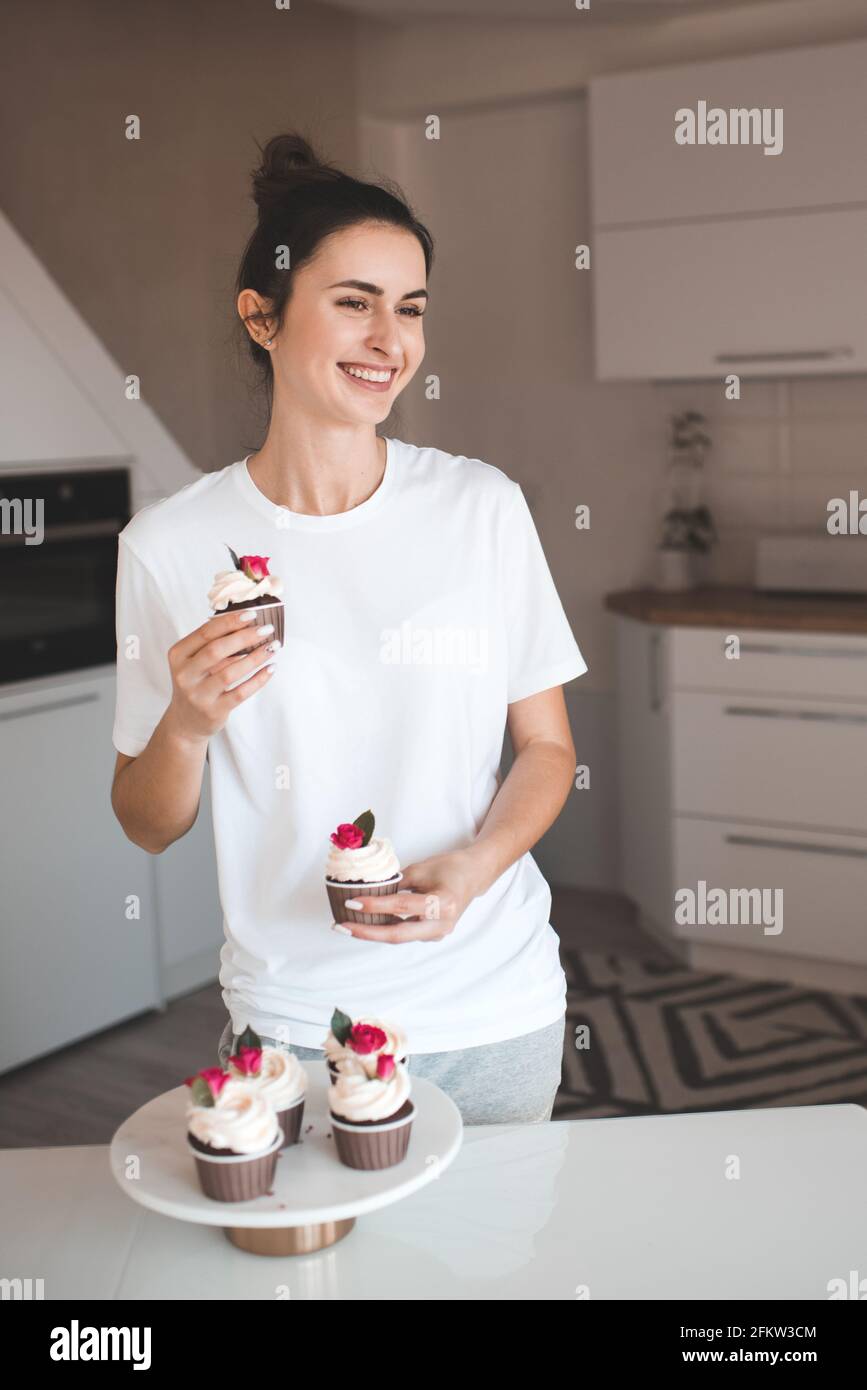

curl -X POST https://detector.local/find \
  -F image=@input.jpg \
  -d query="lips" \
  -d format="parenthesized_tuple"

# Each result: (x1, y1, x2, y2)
(337, 363, 397, 392)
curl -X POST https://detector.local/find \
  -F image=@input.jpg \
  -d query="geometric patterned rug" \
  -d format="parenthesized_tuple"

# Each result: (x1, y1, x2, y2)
(553, 949, 867, 1119)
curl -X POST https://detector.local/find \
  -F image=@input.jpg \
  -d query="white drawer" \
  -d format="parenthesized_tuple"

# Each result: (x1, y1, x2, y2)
(672, 816, 867, 966)
(669, 627, 867, 703)
(671, 691, 867, 833)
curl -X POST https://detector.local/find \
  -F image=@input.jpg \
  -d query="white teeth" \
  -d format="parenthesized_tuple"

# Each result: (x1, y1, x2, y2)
(340, 364, 393, 383)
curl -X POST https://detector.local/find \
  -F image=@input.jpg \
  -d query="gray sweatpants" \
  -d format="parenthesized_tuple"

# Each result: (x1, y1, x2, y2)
(217, 1015, 565, 1125)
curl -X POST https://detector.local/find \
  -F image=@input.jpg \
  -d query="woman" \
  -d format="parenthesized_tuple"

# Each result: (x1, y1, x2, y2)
(111, 132, 587, 1125)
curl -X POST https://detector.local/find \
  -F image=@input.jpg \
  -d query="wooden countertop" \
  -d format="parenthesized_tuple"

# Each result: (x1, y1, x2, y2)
(605, 586, 867, 634)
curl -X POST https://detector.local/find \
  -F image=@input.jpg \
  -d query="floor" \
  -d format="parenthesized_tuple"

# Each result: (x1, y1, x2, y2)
(1, 887, 864, 1147)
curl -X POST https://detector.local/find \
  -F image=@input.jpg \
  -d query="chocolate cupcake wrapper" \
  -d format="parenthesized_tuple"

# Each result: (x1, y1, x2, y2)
(330, 1106, 415, 1170)
(187, 1130, 282, 1202)
(276, 1095, 305, 1147)
(223, 600, 285, 657)
(326, 873, 402, 926)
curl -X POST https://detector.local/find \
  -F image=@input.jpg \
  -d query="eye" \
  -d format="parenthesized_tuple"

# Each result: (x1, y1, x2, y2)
(336, 297, 425, 317)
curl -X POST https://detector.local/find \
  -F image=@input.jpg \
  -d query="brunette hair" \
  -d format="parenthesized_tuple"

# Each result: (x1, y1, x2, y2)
(235, 131, 434, 408)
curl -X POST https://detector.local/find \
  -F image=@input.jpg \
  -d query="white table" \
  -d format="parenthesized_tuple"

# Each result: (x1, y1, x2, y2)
(2, 1103, 865, 1299)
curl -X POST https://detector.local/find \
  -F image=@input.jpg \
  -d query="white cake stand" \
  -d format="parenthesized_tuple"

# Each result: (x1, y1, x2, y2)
(109, 1061, 463, 1256)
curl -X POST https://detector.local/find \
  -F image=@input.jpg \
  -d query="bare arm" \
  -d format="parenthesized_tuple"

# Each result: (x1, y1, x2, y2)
(462, 683, 576, 897)
(111, 608, 277, 854)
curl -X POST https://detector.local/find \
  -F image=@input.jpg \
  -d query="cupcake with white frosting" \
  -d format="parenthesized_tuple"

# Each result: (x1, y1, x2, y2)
(227, 1028, 307, 1148)
(327, 1053, 415, 1170)
(323, 1007, 408, 1085)
(184, 1067, 282, 1202)
(325, 810, 402, 926)
(208, 545, 284, 655)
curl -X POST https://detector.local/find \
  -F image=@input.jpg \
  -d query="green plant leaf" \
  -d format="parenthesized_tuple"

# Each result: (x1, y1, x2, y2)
(190, 1076, 215, 1108)
(353, 809, 375, 846)
(331, 1007, 353, 1044)
(225, 544, 241, 570)
(236, 1025, 262, 1053)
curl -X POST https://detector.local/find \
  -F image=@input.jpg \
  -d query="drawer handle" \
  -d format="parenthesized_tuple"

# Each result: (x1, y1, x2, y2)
(738, 642, 867, 660)
(0, 691, 99, 721)
(714, 347, 853, 363)
(723, 704, 867, 725)
(649, 631, 662, 712)
(725, 833, 867, 860)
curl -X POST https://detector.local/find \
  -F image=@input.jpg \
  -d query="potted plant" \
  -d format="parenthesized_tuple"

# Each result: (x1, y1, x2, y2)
(656, 411, 717, 590)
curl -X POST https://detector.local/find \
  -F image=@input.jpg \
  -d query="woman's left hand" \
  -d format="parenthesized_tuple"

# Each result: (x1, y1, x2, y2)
(333, 850, 482, 943)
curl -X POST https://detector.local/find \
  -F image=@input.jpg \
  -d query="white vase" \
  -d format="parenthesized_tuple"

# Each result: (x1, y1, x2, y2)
(656, 549, 695, 591)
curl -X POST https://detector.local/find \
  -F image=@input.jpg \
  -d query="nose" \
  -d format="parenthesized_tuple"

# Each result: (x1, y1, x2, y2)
(365, 306, 404, 362)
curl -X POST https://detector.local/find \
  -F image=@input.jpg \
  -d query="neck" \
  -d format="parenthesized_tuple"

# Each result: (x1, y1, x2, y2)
(246, 418, 386, 515)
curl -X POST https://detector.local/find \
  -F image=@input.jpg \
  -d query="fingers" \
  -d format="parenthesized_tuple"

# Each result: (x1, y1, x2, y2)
(173, 608, 259, 665)
(200, 643, 279, 703)
(212, 659, 276, 710)
(183, 615, 276, 682)
(338, 918, 453, 944)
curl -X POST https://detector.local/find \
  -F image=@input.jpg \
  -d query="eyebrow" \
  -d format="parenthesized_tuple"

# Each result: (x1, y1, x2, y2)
(327, 279, 429, 301)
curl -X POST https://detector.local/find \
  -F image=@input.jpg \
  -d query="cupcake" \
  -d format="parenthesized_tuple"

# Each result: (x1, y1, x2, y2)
(184, 1067, 282, 1202)
(208, 545, 284, 655)
(328, 1053, 415, 1170)
(226, 1027, 307, 1148)
(323, 1007, 408, 1086)
(325, 810, 402, 925)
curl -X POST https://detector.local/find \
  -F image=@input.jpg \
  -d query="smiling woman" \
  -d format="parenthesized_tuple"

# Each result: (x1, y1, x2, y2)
(110, 131, 588, 1127)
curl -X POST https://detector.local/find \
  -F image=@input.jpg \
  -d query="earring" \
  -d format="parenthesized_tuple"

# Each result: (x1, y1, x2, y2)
(263, 338, 273, 347)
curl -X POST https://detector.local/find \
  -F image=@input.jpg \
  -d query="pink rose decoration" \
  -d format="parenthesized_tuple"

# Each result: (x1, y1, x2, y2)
(184, 1066, 231, 1100)
(229, 1045, 262, 1076)
(376, 1053, 396, 1080)
(349, 1023, 388, 1055)
(331, 822, 364, 850)
(239, 554, 270, 581)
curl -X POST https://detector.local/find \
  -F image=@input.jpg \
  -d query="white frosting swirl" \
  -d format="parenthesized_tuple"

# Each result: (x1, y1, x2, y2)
(186, 1078, 280, 1154)
(227, 1046, 306, 1109)
(323, 1018, 408, 1077)
(326, 835, 400, 883)
(209, 568, 284, 610)
(329, 1058, 412, 1124)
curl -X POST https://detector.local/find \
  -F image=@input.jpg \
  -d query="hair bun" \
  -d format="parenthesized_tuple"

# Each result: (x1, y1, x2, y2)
(251, 133, 338, 215)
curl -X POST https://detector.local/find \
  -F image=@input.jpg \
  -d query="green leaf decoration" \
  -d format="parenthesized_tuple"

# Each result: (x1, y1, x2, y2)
(331, 1007, 353, 1045)
(190, 1076, 216, 1108)
(353, 809, 375, 847)
(236, 1025, 262, 1052)
(225, 544, 241, 570)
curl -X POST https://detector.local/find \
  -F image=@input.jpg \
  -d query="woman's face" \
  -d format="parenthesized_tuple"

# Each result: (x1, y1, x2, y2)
(251, 221, 427, 425)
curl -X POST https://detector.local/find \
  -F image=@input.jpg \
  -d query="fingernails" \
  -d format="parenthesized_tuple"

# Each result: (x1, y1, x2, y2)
(267, 639, 281, 652)
(344, 899, 363, 909)
(258, 623, 275, 636)
(239, 610, 258, 622)
(331, 922, 353, 935)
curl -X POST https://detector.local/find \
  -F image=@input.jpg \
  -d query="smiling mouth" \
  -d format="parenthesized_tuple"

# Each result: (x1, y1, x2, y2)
(337, 363, 398, 387)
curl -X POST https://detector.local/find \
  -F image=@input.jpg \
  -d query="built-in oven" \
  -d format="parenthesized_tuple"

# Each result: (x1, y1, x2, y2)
(0, 467, 131, 684)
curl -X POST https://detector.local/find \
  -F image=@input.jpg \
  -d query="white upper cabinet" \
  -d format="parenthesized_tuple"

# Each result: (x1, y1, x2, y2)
(589, 39, 867, 226)
(588, 39, 867, 381)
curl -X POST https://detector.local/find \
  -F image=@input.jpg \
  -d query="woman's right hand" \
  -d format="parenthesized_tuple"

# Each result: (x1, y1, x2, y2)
(164, 609, 279, 745)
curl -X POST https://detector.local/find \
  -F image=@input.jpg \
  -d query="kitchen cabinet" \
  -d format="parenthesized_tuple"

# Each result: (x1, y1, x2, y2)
(0, 669, 159, 1071)
(0, 667, 224, 1073)
(588, 38, 867, 381)
(588, 39, 867, 226)
(593, 208, 867, 380)
(613, 615, 867, 984)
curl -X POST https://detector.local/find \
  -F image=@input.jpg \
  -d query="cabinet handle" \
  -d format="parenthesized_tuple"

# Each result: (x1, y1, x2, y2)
(725, 833, 867, 860)
(738, 642, 867, 660)
(649, 631, 662, 712)
(0, 691, 99, 722)
(723, 704, 867, 725)
(713, 347, 853, 363)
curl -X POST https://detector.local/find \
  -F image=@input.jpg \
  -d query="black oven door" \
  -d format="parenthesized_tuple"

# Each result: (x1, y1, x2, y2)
(0, 469, 130, 685)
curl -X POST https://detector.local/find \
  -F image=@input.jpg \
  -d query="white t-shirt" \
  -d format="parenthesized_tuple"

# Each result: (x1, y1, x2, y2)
(112, 437, 588, 1052)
